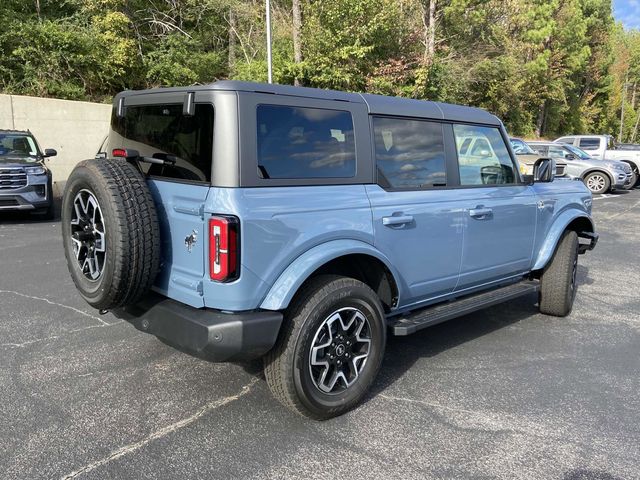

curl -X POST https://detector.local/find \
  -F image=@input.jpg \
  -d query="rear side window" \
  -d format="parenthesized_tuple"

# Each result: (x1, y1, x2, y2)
(454, 124, 516, 185)
(579, 137, 601, 151)
(373, 117, 446, 189)
(257, 105, 356, 179)
(114, 103, 214, 182)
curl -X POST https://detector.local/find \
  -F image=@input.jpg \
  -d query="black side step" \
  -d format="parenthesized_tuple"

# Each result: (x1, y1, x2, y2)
(388, 281, 539, 336)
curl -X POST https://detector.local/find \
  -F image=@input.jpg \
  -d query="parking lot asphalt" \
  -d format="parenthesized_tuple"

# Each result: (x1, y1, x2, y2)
(1, 190, 639, 480)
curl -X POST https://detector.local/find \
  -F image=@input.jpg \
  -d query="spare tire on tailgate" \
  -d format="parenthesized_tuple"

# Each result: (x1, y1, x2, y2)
(61, 158, 161, 310)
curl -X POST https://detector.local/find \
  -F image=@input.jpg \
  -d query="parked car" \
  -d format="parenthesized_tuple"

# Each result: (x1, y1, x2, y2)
(554, 135, 639, 188)
(0, 129, 56, 219)
(509, 137, 567, 177)
(62, 81, 598, 419)
(529, 141, 632, 194)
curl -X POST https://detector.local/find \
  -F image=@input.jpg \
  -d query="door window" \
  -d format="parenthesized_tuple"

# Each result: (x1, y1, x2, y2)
(256, 105, 355, 179)
(453, 125, 516, 185)
(578, 138, 601, 151)
(372, 117, 446, 189)
(548, 146, 568, 158)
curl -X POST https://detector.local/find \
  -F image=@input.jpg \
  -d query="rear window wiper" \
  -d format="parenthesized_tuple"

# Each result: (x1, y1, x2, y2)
(113, 148, 176, 165)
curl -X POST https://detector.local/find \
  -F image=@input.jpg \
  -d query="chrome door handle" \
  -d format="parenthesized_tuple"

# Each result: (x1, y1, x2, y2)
(469, 207, 493, 219)
(382, 215, 414, 226)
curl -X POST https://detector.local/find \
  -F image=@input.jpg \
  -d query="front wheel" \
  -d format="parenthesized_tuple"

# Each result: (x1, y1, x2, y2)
(583, 172, 610, 194)
(539, 230, 579, 317)
(264, 275, 386, 420)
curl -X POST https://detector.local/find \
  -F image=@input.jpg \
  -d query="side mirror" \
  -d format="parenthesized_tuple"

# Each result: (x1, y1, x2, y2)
(533, 158, 555, 183)
(565, 153, 576, 160)
(44, 148, 57, 158)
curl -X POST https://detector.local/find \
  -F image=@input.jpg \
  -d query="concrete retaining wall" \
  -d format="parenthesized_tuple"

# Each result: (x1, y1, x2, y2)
(0, 94, 111, 196)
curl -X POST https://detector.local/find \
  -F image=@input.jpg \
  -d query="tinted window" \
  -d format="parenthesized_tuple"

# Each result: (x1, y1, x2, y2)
(556, 136, 575, 145)
(0, 134, 40, 158)
(548, 146, 570, 158)
(565, 144, 591, 160)
(114, 104, 214, 182)
(578, 138, 601, 150)
(257, 105, 355, 179)
(373, 117, 446, 189)
(510, 138, 536, 155)
(531, 145, 548, 155)
(454, 125, 516, 185)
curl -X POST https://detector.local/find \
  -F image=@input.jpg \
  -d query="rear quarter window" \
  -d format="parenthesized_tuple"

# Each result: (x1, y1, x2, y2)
(256, 105, 356, 179)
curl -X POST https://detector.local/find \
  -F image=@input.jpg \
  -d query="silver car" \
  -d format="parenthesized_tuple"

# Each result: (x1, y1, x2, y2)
(528, 141, 632, 194)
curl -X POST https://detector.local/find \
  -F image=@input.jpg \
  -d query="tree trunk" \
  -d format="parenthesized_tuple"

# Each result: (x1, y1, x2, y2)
(536, 101, 547, 137)
(35, 0, 41, 19)
(292, 0, 303, 86)
(422, 0, 436, 65)
(632, 108, 640, 143)
(228, 9, 237, 73)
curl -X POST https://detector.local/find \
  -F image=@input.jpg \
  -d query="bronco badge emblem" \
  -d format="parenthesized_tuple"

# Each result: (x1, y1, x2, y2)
(184, 229, 198, 253)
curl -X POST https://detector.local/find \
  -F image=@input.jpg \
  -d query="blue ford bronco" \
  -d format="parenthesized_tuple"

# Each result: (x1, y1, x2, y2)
(62, 81, 597, 419)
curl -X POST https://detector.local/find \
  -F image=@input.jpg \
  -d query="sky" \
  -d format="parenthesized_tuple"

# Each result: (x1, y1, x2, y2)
(614, 0, 640, 29)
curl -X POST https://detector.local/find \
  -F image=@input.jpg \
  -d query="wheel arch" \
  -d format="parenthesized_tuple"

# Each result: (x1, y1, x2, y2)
(532, 212, 594, 272)
(260, 240, 403, 312)
(581, 168, 614, 184)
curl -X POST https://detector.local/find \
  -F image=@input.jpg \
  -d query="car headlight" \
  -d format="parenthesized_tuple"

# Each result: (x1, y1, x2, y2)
(607, 163, 625, 172)
(24, 166, 46, 175)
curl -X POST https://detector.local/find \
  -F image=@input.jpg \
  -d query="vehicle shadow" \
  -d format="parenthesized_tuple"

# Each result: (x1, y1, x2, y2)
(563, 469, 624, 480)
(367, 292, 541, 400)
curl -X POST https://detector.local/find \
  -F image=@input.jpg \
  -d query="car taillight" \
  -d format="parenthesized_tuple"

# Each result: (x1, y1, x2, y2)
(112, 148, 127, 157)
(209, 215, 240, 282)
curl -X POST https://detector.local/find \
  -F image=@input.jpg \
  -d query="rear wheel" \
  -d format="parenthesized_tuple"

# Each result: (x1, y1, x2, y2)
(264, 275, 386, 420)
(583, 171, 610, 194)
(539, 230, 579, 317)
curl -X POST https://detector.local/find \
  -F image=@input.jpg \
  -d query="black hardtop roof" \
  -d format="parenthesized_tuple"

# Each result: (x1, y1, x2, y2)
(117, 80, 501, 126)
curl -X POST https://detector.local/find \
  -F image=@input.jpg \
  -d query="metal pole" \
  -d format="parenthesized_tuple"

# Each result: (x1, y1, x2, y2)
(265, 0, 273, 84)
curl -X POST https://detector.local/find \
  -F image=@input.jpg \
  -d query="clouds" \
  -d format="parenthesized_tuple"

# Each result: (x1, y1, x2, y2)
(614, 0, 640, 30)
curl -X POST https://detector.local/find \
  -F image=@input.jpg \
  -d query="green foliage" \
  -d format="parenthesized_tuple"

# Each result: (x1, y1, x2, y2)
(0, 0, 635, 138)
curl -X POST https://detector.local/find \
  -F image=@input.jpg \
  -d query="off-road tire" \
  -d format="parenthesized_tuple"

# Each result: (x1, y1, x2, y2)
(583, 171, 610, 194)
(539, 230, 579, 317)
(264, 275, 386, 420)
(61, 158, 160, 310)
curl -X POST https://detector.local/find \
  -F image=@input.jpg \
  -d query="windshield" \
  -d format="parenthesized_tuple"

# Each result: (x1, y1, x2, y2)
(510, 138, 536, 155)
(564, 144, 592, 160)
(0, 133, 41, 161)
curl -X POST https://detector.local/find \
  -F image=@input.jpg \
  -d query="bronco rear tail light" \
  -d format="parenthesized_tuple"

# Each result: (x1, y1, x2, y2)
(209, 215, 240, 282)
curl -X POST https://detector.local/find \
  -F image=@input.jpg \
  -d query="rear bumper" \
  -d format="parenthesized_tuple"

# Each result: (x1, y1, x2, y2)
(113, 292, 283, 362)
